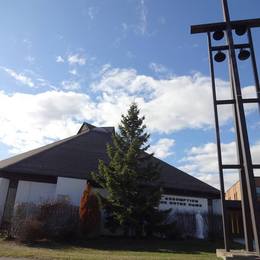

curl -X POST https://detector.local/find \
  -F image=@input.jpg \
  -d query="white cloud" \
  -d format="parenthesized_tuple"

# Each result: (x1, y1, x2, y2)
(69, 69, 77, 76)
(158, 16, 166, 25)
(251, 142, 260, 165)
(149, 62, 168, 74)
(0, 66, 257, 163)
(61, 80, 80, 90)
(126, 51, 135, 59)
(1, 66, 59, 90)
(68, 54, 86, 66)
(117, 2, 148, 37)
(122, 22, 128, 32)
(36, 78, 57, 90)
(90, 67, 256, 132)
(148, 138, 175, 159)
(56, 56, 65, 63)
(1, 67, 34, 87)
(137, 0, 147, 35)
(88, 7, 97, 20)
(99, 64, 111, 74)
(25, 56, 35, 64)
(179, 141, 260, 189)
(0, 90, 94, 155)
(23, 38, 32, 49)
(56, 54, 86, 66)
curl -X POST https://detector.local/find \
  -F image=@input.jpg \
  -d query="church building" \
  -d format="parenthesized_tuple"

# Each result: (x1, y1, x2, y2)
(0, 123, 221, 236)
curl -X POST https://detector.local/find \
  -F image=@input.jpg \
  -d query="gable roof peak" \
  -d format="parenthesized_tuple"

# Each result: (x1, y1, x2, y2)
(77, 122, 96, 134)
(77, 122, 115, 135)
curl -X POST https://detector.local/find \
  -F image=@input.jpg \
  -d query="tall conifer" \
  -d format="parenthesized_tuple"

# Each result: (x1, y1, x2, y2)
(92, 103, 166, 237)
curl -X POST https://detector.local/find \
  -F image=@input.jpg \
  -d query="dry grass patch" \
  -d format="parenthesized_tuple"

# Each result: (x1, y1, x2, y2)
(0, 238, 221, 260)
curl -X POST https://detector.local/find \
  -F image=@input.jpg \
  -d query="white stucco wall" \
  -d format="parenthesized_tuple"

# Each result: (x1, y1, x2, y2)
(55, 177, 86, 205)
(0, 178, 9, 223)
(15, 180, 56, 205)
(159, 194, 208, 214)
(212, 199, 222, 215)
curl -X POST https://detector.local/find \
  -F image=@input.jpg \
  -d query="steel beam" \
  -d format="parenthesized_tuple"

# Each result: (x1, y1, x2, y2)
(211, 44, 250, 52)
(216, 98, 260, 105)
(229, 66, 254, 251)
(191, 18, 260, 34)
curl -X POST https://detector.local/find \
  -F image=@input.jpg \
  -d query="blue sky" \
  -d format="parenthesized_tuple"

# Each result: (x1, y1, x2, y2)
(0, 0, 260, 189)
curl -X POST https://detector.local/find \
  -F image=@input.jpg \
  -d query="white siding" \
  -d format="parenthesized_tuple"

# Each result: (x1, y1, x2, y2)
(15, 180, 56, 205)
(159, 194, 208, 214)
(0, 178, 9, 223)
(55, 177, 86, 205)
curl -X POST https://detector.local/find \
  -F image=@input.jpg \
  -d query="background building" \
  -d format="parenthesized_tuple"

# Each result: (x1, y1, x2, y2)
(226, 177, 260, 201)
(224, 178, 260, 238)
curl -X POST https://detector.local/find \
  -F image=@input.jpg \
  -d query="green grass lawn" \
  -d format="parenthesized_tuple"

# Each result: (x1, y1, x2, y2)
(0, 237, 223, 259)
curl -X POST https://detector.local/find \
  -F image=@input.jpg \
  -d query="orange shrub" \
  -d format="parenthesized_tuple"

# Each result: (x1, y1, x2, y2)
(79, 181, 101, 235)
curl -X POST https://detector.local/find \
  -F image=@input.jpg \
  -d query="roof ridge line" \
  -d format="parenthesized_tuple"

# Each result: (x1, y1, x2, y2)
(154, 155, 219, 192)
(0, 130, 91, 169)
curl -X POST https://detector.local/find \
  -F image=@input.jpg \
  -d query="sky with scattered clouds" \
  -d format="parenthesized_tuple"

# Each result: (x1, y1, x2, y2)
(0, 0, 260, 189)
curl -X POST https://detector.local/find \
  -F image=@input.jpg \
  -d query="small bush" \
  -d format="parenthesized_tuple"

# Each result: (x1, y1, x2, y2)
(39, 201, 79, 241)
(16, 218, 44, 242)
(11, 202, 40, 241)
(11, 200, 79, 242)
(154, 221, 182, 239)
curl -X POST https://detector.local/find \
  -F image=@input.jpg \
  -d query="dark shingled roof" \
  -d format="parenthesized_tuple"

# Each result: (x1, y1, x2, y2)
(0, 124, 219, 197)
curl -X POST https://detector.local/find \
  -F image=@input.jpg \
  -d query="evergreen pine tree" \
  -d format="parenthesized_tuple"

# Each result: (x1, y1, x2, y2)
(92, 103, 167, 237)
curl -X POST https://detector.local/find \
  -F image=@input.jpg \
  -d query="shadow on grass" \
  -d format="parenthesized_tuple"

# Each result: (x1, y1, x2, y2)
(25, 237, 228, 255)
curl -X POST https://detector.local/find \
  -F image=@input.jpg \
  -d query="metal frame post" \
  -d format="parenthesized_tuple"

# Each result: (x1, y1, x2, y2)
(207, 32, 230, 251)
(222, 0, 260, 254)
(229, 71, 254, 251)
(191, 0, 260, 254)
